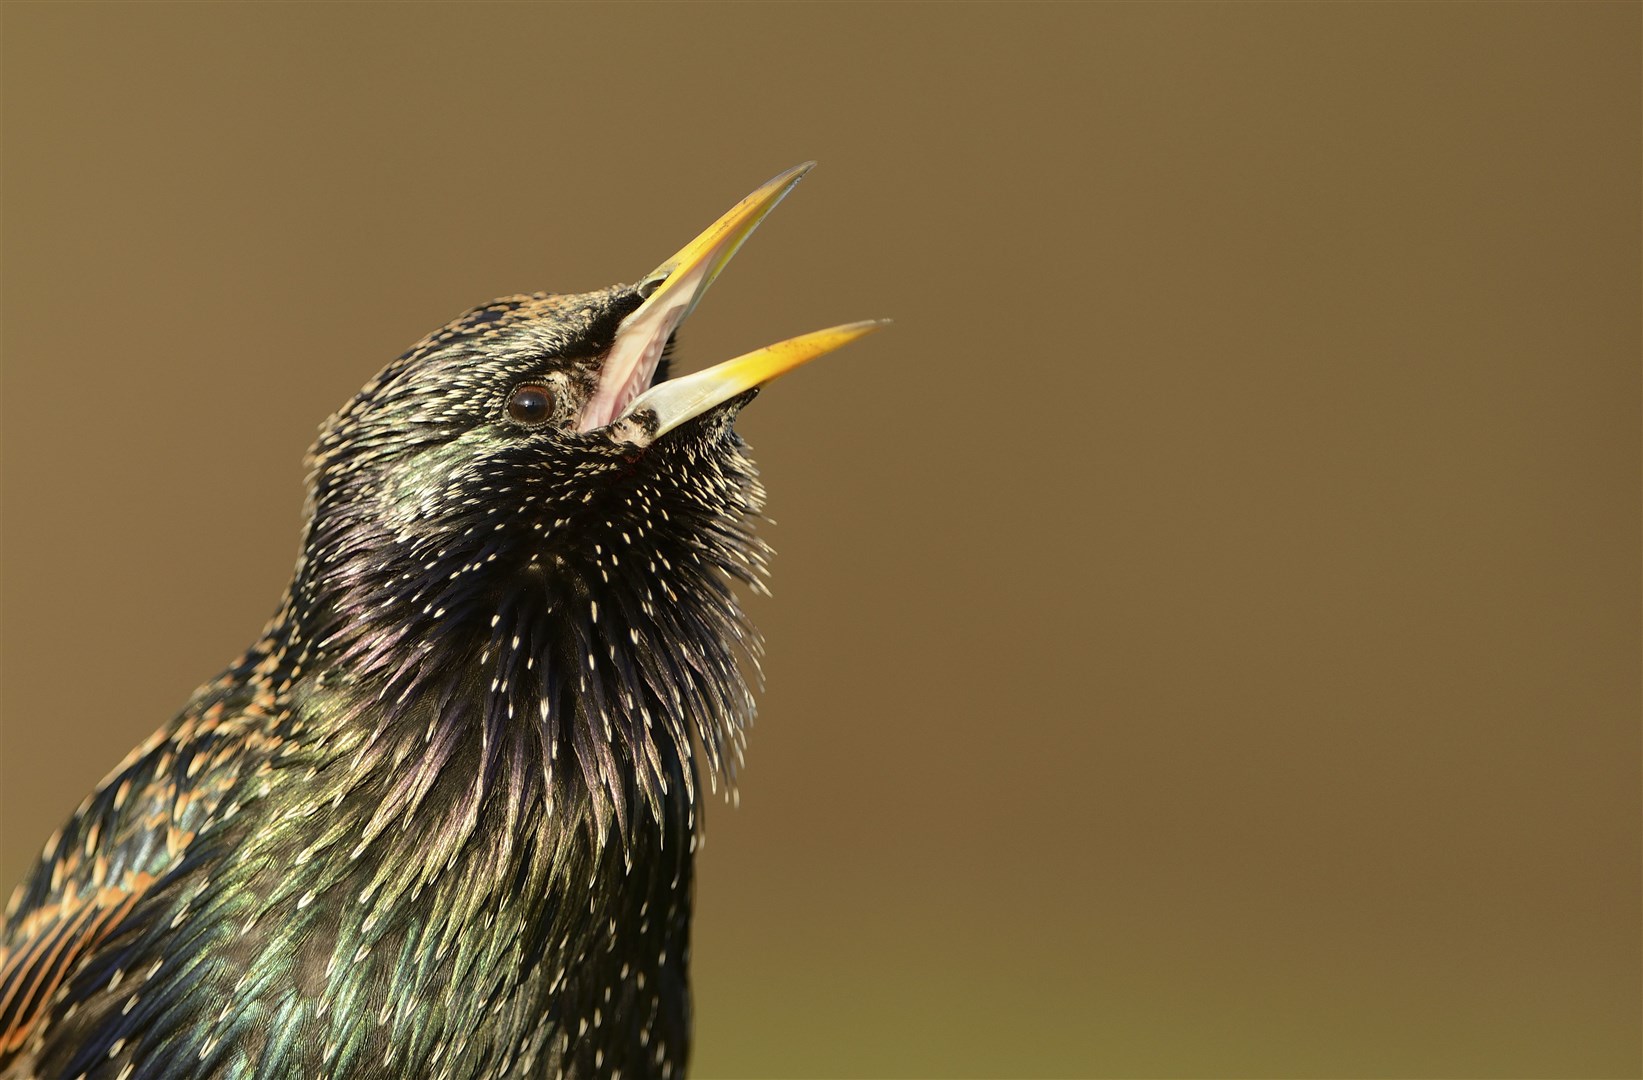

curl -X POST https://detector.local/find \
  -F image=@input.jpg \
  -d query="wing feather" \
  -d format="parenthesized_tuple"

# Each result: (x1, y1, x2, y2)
(0, 877, 151, 1055)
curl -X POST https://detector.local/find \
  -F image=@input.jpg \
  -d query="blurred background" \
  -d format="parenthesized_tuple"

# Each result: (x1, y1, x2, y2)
(2, 4, 1637, 1077)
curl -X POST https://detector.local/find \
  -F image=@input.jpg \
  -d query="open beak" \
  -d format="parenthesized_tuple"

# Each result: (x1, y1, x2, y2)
(579, 162, 885, 438)
(610, 321, 888, 443)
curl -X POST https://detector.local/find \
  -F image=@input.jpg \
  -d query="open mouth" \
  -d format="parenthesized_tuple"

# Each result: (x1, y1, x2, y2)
(578, 163, 886, 445)
(583, 329, 674, 432)
(578, 289, 690, 433)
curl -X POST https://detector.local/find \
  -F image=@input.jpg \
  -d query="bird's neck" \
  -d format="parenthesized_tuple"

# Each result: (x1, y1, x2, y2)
(271, 451, 767, 864)
(147, 440, 771, 1071)
(201, 502, 756, 1067)
(188, 609, 702, 1073)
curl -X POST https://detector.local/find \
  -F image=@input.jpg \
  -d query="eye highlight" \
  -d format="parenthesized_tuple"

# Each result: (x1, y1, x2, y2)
(505, 384, 555, 427)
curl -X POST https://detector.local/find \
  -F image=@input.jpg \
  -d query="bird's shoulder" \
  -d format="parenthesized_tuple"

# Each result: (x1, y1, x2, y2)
(0, 634, 289, 1068)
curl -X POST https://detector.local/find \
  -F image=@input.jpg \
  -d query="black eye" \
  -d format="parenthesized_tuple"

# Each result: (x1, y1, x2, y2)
(506, 384, 554, 427)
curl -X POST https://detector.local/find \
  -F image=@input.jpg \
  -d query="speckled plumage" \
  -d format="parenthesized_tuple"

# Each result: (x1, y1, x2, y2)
(1, 278, 781, 1078)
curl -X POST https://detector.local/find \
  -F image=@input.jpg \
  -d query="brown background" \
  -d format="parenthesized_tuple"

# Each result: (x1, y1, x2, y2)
(2, 4, 1638, 1077)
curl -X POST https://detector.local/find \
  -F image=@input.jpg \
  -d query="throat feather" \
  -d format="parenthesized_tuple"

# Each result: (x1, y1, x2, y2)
(293, 439, 769, 869)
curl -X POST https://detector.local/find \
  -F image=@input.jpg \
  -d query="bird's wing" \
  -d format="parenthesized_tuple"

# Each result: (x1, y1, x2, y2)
(0, 715, 216, 1067)
(0, 873, 154, 1056)
(0, 640, 285, 1067)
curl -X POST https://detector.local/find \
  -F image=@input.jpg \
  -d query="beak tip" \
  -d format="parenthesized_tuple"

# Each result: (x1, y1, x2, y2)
(841, 318, 894, 339)
(773, 160, 818, 201)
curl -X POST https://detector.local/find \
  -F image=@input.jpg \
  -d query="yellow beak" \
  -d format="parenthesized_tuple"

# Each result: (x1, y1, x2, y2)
(578, 163, 886, 436)
(638, 161, 816, 323)
(617, 321, 889, 441)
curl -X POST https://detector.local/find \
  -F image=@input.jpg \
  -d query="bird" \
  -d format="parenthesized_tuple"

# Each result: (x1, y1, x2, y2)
(0, 162, 882, 1079)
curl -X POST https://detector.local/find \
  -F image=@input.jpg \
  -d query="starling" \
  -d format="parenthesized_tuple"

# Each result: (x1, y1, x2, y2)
(0, 163, 881, 1079)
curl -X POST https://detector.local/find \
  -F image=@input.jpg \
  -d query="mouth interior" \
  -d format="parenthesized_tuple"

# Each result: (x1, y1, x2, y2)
(604, 333, 675, 425)
(578, 266, 706, 432)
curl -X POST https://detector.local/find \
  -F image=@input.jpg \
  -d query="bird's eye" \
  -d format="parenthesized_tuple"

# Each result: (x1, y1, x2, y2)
(506, 384, 555, 427)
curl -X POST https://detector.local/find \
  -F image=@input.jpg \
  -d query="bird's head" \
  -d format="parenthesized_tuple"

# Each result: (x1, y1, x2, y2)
(281, 164, 880, 838)
(303, 164, 878, 579)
